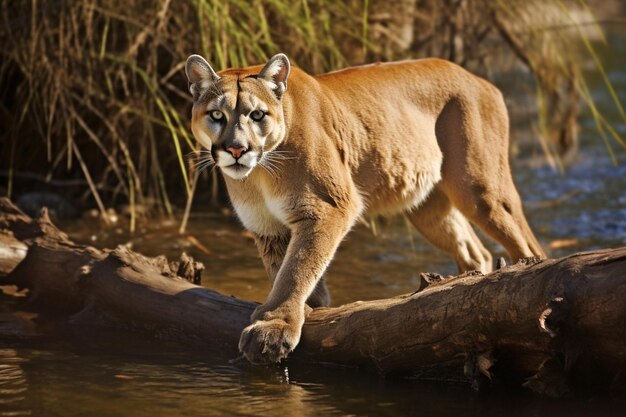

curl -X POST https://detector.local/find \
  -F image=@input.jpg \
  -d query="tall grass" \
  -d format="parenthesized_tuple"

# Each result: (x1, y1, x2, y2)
(0, 0, 622, 226)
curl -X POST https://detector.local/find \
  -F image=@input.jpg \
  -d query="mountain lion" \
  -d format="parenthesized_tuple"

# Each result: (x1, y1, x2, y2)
(185, 53, 545, 364)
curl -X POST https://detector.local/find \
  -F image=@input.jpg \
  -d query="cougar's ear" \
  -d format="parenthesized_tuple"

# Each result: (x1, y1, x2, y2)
(258, 53, 290, 99)
(185, 54, 220, 100)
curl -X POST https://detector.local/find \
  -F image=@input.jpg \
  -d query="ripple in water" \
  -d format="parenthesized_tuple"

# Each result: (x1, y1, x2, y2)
(0, 349, 30, 417)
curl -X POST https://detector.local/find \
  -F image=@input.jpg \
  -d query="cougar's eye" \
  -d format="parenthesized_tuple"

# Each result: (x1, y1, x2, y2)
(250, 110, 265, 122)
(208, 110, 224, 122)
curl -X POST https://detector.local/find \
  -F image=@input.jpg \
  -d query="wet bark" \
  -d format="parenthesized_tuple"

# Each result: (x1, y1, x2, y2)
(0, 233, 27, 278)
(1, 197, 625, 396)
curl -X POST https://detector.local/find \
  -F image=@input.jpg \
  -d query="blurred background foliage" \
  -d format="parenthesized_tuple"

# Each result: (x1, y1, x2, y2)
(0, 0, 624, 229)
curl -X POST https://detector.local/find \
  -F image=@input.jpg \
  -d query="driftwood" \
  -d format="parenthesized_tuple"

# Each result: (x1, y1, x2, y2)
(1, 197, 625, 397)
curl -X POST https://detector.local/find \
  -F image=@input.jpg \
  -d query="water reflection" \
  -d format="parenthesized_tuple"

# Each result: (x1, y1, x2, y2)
(0, 349, 30, 417)
(0, 344, 623, 417)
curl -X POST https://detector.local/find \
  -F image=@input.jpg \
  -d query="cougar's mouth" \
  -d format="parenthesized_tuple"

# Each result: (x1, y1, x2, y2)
(226, 162, 247, 170)
(218, 150, 259, 180)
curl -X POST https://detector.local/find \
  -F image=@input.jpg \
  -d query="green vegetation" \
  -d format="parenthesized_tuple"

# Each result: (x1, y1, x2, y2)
(0, 0, 623, 227)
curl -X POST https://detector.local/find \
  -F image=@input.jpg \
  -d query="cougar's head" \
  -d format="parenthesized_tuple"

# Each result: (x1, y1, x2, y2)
(185, 54, 290, 180)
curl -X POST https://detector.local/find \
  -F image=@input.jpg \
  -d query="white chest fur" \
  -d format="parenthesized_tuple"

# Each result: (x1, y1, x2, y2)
(230, 187, 289, 237)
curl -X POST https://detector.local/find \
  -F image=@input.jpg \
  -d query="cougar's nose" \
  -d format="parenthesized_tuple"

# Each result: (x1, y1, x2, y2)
(226, 146, 247, 159)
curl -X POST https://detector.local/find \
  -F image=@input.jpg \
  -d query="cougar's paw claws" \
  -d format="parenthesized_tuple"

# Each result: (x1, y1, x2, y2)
(238, 318, 300, 365)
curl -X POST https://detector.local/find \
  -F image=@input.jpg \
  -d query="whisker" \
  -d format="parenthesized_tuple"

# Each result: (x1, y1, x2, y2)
(261, 163, 279, 178)
(186, 152, 213, 165)
(259, 157, 286, 175)
(258, 164, 274, 178)
(263, 152, 295, 162)
(259, 157, 276, 169)
(260, 154, 279, 165)
(258, 160, 278, 178)
(262, 156, 290, 167)
(265, 152, 295, 159)
(197, 161, 216, 176)
(193, 155, 214, 163)
(270, 157, 294, 162)
(195, 160, 214, 169)
(262, 153, 284, 161)
(194, 158, 215, 172)
(196, 159, 215, 168)
(188, 150, 212, 157)
(261, 162, 278, 173)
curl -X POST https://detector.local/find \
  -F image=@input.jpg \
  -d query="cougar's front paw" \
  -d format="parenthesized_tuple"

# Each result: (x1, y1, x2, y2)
(250, 303, 271, 322)
(238, 317, 302, 364)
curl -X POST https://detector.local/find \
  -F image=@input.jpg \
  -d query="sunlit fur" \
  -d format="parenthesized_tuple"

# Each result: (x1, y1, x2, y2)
(185, 54, 546, 365)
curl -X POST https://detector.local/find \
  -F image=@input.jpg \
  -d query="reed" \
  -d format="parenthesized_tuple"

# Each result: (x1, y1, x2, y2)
(0, 0, 622, 225)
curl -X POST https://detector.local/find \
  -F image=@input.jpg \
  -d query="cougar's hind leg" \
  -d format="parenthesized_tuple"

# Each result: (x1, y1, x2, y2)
(435, 93, 545, 263)
(406, 187, 493, 273)
(448, 182, 545, 262)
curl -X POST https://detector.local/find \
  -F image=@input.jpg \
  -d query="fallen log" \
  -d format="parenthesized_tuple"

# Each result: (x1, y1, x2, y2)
(1, 197, 625, 396)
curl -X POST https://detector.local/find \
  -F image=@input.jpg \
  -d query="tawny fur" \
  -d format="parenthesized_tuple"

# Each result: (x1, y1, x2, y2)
(185, 54, 545, 365)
